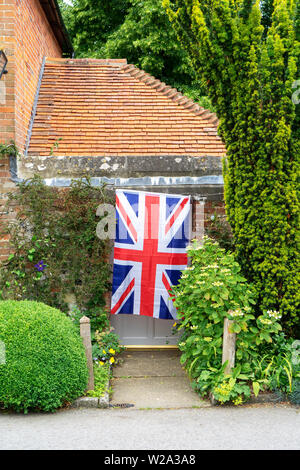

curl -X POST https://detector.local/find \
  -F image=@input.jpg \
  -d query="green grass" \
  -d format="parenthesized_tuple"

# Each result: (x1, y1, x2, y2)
(86, 362, 111, 398)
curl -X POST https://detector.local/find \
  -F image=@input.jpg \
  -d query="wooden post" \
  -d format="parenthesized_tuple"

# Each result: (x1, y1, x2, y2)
(80, 316, 94, 391)
(210, 318, 237, 405)
(222, 318, 236, 374)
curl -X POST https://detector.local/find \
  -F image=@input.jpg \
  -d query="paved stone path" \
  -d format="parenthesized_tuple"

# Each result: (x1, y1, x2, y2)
(0, 405, 299, 450)
(110, 350, 209, 409)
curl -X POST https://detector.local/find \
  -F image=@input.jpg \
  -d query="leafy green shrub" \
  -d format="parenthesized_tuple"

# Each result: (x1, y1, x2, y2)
(0, 300, 89, 412)
(171, 237, 287, 404)
(86, 362, 111, 398)
(93, 327, 125, 366)
(68, 305, 123, 371)
(69, 305, 109, 336)
(245, 334, 300, 400)
(0, 141, 18, 159)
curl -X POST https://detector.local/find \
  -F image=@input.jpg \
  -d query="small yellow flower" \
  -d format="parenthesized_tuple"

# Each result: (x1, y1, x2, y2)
(102, 349, 106, 355)
(173, 322, 177, 327)
(99, 361, 104, 366)
(233, 396, 243, 406)
(259, 318, 272, 325)
(109, 357, 115, 364)
(109, 348, 115, 355)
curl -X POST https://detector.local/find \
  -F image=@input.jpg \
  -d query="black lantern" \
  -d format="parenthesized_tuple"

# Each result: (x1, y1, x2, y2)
(0, 50, 8, 79)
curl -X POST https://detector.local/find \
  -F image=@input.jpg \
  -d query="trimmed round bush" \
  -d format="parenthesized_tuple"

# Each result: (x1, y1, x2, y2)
(0, 301, 89, 412)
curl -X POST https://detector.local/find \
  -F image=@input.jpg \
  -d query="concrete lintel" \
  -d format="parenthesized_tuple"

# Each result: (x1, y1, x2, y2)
(19, 154, 224, 179)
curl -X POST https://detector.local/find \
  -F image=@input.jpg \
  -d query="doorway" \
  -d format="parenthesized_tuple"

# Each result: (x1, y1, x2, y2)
(110, 314, 180, 346)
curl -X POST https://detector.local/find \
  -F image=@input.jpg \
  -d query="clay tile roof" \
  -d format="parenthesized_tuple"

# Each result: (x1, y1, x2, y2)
(27, 58, 226, 157)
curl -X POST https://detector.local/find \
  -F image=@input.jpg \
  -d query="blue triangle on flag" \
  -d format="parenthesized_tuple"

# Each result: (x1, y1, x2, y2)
(115, 211, 134, 244)
(124, 191, 139, 217)
(165, 269, 182, 286)
(167, 213, 190, 249)
(112, 264, 133, 295)
(118, 291, 134, 315)
(165, 196, 180, 220)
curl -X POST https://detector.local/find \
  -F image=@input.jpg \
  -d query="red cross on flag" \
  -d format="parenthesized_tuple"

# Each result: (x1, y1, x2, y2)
(111, 189, 191, 319)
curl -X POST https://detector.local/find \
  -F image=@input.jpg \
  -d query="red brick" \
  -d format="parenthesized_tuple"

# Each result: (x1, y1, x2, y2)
(0, 0, 63, 259)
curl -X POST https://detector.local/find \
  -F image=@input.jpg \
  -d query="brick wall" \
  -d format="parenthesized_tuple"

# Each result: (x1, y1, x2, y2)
(192, 198, 226, 236)
(0, 0, 15, 146)
(0, 0, 16, 263)
(0, 0, 62, 261)
(0, 0, 62, 150)
(204, 200, 226, 222)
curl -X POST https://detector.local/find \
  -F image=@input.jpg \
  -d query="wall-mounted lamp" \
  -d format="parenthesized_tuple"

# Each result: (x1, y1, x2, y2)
(0, 50, 8, 79)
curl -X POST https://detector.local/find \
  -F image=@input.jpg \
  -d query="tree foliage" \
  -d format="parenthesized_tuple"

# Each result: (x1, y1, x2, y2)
(58, 0, 131, 57)
(163, 0, 300, 334)
(102, 0, 203, 97)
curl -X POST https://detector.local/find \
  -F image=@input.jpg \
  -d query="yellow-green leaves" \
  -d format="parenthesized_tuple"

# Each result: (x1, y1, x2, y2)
(164, 0, 300, 334)
(252, 381, 260, 396)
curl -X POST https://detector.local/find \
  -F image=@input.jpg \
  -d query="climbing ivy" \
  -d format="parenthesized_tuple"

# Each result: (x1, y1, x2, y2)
(164, 0, 300, 335)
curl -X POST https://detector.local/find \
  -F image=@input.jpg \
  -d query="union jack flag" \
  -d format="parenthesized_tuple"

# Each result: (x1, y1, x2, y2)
(111, 189, 191, 319)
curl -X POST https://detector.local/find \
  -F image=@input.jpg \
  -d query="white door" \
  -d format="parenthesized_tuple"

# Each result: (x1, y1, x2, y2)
(110, 314, 180, 346)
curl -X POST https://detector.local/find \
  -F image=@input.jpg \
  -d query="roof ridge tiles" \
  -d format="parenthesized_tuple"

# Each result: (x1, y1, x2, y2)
(120, 63, 219, 125)
(45, 57, 128, 66)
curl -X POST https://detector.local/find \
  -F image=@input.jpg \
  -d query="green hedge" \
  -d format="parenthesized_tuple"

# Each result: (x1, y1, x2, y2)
(164, 0, 300, 336)
(0, 301, 89, 412)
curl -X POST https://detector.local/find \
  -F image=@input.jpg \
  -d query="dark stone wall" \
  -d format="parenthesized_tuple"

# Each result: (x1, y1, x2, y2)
(21, 154, 223, 178)
(19, 154, 224, 201)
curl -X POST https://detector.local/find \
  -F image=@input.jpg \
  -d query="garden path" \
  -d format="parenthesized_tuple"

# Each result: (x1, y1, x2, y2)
(110, 350, 209, 409)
